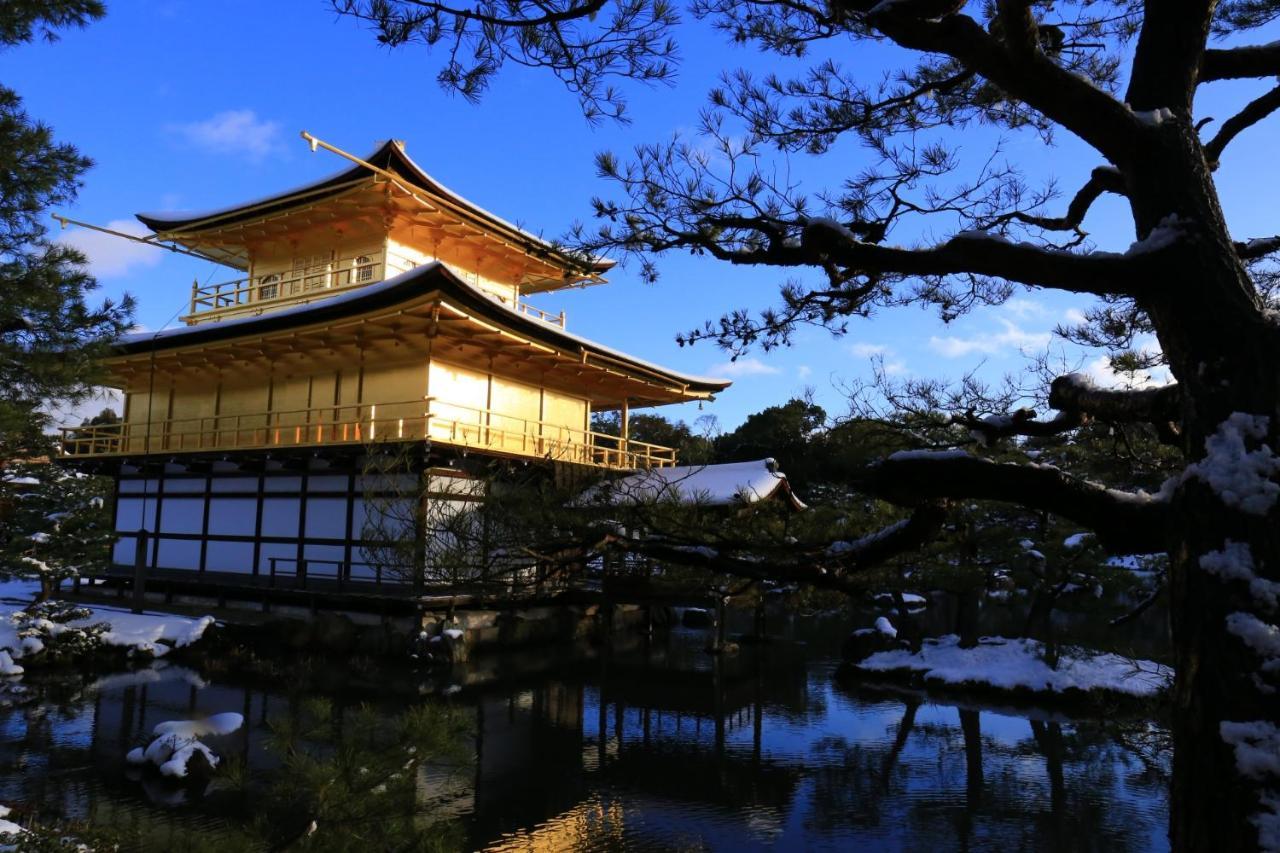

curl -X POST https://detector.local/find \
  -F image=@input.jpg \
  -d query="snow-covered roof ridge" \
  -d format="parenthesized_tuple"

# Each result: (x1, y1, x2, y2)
(579, 457, 806, 510)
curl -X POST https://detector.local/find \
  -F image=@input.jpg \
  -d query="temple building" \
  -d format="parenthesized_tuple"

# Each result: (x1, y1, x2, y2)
(58, 139, 729, 595)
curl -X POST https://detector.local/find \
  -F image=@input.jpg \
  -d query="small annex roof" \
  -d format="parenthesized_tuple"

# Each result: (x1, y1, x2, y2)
(112, 262, 730, 404)
(579, 458, 806, 511)
(135, 140, 612, 285)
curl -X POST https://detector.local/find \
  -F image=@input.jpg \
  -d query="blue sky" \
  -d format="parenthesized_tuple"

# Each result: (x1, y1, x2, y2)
(5, 2, 1278, 430)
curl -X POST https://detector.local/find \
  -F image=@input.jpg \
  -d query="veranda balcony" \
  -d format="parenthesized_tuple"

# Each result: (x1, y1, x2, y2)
(57, 398, 676, 470)
(183, 253, 567, 328)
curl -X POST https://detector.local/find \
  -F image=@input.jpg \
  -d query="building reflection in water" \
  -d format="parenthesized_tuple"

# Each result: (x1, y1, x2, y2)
(0, 624, 1171, 851)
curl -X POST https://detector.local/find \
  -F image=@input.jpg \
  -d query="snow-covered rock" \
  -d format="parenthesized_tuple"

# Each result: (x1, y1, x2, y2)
(126, 713, 243, 779)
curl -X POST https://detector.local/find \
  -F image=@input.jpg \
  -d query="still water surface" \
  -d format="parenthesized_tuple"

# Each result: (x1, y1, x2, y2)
(0, 611, 1170, 851)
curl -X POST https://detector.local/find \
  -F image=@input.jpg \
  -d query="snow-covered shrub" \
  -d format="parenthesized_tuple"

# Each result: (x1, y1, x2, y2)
(10, 601, 107, 665)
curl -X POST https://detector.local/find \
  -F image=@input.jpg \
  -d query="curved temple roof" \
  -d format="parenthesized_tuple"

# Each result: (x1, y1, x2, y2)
(136, 139, 613, 281)
(115, 262, 730, 404)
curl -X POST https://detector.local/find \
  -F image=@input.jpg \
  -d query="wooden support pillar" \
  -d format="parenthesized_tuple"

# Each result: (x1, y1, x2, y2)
(132, 529, 149, 614)
(717, 594, 727, 650)
(620, 397, 630, 463)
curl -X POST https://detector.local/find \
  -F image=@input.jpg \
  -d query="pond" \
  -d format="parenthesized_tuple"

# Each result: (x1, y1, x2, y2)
(0, 609, 1171, 851)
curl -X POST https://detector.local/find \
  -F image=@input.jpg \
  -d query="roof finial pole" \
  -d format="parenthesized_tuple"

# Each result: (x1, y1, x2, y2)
(297, 130, 437, 212)
(48, 214, 227, 265)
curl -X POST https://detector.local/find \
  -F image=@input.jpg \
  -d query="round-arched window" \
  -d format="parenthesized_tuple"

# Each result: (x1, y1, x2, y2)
(258, 273, 280, 301)
(355, 255, 375, 283)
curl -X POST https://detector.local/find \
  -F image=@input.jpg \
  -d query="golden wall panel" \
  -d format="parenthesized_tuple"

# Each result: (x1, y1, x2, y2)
(543, 390, 587, 433)
(271, 375, 312, 425)
(361, 360, 428, 405)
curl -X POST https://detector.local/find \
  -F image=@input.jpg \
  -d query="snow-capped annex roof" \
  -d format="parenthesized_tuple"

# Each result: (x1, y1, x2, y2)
(580, 458, 806, 510)
(136, 139, 613, 290)
(113, 262, 731, 405)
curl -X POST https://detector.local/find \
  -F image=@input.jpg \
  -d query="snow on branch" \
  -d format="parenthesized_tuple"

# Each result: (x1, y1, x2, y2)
(1183, 413, 1280, 515)
(1236, 235, 1280, 262)
(853, 451, 1168, 552)
(952, 407, 1089, 445)
(1048, 373, 1182, 425)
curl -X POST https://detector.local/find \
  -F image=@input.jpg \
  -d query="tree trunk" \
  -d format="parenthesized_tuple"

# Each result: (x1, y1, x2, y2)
(1125, 122, 1280, 851)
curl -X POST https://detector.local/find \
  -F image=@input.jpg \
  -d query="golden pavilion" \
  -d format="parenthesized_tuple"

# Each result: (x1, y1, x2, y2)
(58, 139, 728, 592)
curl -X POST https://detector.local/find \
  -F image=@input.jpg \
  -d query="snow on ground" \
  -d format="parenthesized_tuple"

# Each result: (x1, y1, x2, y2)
(0, 805, 24, 838)
(856, 635, 1172, 698)
(872, 592, 927, 607)
(0, 578, 216, 677)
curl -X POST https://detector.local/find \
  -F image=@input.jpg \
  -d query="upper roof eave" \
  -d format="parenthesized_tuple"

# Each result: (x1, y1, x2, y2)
(112, 262, 730, 397)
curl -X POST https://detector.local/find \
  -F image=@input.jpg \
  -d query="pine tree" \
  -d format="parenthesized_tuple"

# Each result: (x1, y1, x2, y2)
(0, 1, 132, 461)
(336, 2, 1280, 846)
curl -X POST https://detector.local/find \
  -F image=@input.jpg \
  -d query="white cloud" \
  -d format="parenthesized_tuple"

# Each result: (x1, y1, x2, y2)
(1063, 307, 1089, 325)
(882, 360, 908, 376)
(796, 365, 812, 379)
(709, 357, 780, 377)
(1001, 297, 1047, 320)
(58, 219, 165, 279)
(850, 342, 889, 358)
(1083, 338, 1171, 389)
(167, 110, 283, 161)
(929, 319, 1052, 358)
(1083, 356, 1171, 389)
(42, 387, 124, 430)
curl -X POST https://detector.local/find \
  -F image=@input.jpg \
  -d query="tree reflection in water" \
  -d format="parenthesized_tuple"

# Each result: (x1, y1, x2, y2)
(0, 626, 1171, 852)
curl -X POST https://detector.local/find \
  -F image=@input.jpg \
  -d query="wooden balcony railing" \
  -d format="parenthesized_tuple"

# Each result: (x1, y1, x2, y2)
(57, 398, 677, 470)
(184, 252, 568, 328)
(514, 300, 566, 328)
(185, 254, 385, 323)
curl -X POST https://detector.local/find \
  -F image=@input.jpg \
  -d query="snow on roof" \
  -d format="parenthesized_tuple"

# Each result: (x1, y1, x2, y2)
(580, 458, 805, 510)
(119, 262, 730, 391)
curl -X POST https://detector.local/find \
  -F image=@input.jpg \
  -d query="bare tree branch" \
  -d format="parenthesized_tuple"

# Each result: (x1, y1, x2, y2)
(593, 502, 949, 594)
(1201, 42, 1280, 81)
(987, 166, 1127, 233)
(864, 8, 1140, 164)
(853, 452, 1168, 553)
(1204, 83, 1280, 167)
